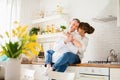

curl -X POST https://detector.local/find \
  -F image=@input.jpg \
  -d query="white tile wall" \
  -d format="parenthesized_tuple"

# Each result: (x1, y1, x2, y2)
(82, 21, 120, 62)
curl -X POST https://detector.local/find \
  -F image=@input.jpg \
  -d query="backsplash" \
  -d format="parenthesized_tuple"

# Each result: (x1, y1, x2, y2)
(82, 21, 120, 62)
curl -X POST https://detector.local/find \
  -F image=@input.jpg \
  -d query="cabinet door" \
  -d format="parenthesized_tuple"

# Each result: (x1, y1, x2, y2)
(79, 74, 108, 80)
(22, 64, 48, 80)
(110, 68, 120, 80)
(65, 66, 80, 80)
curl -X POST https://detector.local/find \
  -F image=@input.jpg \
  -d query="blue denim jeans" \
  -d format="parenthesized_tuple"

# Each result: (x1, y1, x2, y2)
(45, 50, 81, 72)
(45, 50, 55, 64)
(53, 52, 81, 72)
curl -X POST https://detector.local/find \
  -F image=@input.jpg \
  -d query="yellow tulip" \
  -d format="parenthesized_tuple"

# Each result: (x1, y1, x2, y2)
(27, 42, 42, 51)
(33, 43, 42, 51)
(29, 47, 39, 55)
(22, 42, 41, 55)
(12, 29, 17, 36)
(21, 32, 29, 40)
(30, 34, 37, 41)
(22, 50, 33, 59)
(0, 51, 4, 56)
(18, 26, 28, 38)
(16, 26, 21, 31)
(5, 31, 9, 37)
(21, 26, 28, 33)
(14, 21, 19, 24)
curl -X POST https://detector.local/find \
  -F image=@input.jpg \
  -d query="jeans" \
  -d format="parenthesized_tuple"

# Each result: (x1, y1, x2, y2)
(45, 50, 81, 72)
(53, 52, 81, 72)
(45, 50, 55, 64)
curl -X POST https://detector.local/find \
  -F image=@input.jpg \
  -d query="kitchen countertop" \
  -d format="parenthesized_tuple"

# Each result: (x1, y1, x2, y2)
(21, 62, 120, 68)
(71, 63, 120, 68)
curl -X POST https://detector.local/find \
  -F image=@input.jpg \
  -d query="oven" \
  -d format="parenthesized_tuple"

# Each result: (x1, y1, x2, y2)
(78, 67, 109, 80)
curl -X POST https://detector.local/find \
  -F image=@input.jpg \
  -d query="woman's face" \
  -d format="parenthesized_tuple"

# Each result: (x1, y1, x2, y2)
(77, 28, 85, 36)
(69, 20, 80, 32)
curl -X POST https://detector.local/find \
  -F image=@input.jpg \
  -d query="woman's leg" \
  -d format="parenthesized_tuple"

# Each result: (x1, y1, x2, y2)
(53, 52, 80, 72)
(45, 50, 55, 68)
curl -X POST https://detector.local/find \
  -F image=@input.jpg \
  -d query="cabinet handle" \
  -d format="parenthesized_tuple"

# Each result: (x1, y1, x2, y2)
(80, 75, 104, 79)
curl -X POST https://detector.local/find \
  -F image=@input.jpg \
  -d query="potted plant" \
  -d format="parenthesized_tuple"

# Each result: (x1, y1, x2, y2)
(0, 21, 42, 80)
(29, 27, 40, 36)
(60, 25, 66, 31)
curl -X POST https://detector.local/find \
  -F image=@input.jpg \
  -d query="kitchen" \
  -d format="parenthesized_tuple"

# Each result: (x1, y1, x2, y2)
(20, 0, 120, 62)
(0, 0, 120, 80)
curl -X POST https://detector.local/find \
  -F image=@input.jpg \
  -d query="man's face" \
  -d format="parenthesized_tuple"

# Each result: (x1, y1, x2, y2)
(69, 20, 79, 32)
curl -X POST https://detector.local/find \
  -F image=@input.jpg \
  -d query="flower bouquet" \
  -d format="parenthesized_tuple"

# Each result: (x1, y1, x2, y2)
(0, 21, 42, 80)
(0, 21, 42, 59)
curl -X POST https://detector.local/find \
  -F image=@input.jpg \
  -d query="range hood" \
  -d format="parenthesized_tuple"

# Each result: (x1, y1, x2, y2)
(92, 15, 117, 22)
(92, 0, 117, 22)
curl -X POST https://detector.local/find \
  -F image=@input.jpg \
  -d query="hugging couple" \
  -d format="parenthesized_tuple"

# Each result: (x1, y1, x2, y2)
(44, 18, 95, 75)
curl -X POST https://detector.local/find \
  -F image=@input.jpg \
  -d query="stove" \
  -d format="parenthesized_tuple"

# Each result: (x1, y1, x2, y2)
(88, 61, 120, 64)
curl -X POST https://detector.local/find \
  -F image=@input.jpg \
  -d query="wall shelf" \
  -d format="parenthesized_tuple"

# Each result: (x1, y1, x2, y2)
(32, 14, 68, 24)
(37, 32, 62, 43)
(37, 32, 61, 38)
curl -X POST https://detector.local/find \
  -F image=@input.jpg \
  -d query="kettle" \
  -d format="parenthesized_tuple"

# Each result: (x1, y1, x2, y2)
(107, 49, 118, 62)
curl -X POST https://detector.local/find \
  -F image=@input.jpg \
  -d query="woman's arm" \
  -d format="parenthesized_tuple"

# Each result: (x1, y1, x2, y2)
(72, 39, 82, 48)
(72, 36, 89, 53)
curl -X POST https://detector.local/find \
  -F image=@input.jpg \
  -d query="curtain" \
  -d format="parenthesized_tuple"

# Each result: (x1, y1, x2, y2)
(0, 0, 20, 45)
(117, 0, 120, 26)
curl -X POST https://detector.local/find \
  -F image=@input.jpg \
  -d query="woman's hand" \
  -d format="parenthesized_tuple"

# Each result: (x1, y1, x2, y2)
(64, 34, 74, 44)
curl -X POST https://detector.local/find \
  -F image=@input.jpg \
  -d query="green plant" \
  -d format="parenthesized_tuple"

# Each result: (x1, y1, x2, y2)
(60, 25, 66, 31)
(29, 27, 40, 36)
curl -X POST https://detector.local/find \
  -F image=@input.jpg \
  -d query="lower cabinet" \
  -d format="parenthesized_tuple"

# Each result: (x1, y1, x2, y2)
(66, 66, 109, 80)
(21, 65, 120, 80)
(110, 68, 120, 80)
(21, 64, 48, 80)
(65, 66, 80, 80)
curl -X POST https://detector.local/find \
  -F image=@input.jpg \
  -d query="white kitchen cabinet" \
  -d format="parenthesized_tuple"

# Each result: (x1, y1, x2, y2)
(110, 68, 120, 80)
(65, 66, 80, 80)
(78, 67, 109, 80)
(21, 64, 48, 80)
(66, 66, 109, 80)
